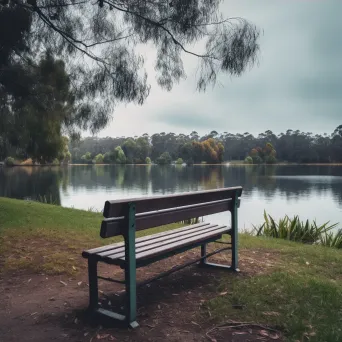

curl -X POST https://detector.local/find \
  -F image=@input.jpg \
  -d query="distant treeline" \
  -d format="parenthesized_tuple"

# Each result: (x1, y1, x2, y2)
(69, 125, 342, 164)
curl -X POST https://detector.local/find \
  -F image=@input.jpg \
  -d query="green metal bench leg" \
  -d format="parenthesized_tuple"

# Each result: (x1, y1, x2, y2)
(199, 194, 239, 272)
(124, 263, 138, 328)
(88, 258, 99, 310)
(124, 202, 139, 329)
(200, 244, 207, 265)
(231, 195, 239, 271)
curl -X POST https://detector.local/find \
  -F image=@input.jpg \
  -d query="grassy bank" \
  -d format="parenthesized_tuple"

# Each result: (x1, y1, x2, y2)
(207, 236, 342, 341)
(1, 198, 342, 341)
(0, 197, 181, 275)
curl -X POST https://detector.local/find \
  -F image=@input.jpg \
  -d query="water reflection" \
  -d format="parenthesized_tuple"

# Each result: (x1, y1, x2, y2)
(0, 165, 341, 228)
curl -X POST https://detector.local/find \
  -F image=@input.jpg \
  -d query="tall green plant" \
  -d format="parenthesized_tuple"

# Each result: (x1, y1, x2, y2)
(254, 210, 339, 245)
(320, 229, 342, 249)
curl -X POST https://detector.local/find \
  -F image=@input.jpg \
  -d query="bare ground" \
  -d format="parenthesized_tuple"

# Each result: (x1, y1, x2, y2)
(0, 248, 281, 342)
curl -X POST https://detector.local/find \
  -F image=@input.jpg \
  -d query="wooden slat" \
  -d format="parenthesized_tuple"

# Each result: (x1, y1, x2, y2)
(96, 223, 212, 258)
(101, 224, 225, 260)
(103, 225, 227, 264)
(128, 226, 228, 261)
(101, 199, 238, 238)
(103, 186, 242, 217)
(82, 222, 210, 257)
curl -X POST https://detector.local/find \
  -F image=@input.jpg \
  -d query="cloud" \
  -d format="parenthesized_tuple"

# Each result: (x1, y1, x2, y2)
(97, 0, 342, 138)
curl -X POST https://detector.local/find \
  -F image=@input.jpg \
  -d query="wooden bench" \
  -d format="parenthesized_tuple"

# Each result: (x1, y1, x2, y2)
(82, 186, 242, 328)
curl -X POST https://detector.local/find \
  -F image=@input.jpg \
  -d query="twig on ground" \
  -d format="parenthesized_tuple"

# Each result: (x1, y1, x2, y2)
(206, 320, 281, 341)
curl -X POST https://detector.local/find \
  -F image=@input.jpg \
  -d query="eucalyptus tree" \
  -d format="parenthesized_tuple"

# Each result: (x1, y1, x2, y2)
(1, 0, 260, 136)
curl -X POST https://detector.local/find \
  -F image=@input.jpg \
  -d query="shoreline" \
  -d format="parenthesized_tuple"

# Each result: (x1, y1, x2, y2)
(3, 162, 342, 167)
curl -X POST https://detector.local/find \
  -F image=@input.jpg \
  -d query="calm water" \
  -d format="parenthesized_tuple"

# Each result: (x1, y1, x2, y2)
(1, 165, 342, 230)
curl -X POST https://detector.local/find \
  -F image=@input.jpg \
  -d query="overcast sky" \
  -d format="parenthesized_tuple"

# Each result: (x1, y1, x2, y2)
(97, 0, 342, 138)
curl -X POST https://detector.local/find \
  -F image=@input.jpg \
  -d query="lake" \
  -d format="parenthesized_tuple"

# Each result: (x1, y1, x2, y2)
(1, 165, 341, 231)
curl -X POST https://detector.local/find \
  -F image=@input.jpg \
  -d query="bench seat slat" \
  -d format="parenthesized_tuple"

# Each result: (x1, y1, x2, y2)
(83, 224, 229, 266)
(102, 225, 228, 265)
(96, 223, 214, 258)
(132, 225, 228, 261)
(82, 222, 211, 257)
(102, 224, 225, 261)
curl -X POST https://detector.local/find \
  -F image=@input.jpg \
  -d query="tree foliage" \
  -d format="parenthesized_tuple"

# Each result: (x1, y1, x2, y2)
(247, 143, 277, 164)
(156, 152, 172, 165)
(1, 0, 260, 135)
(0, 52, 75, 163)
(94, 153, 104, 164)
(114, 146, 126, 164)
(63, 125, 342, 165)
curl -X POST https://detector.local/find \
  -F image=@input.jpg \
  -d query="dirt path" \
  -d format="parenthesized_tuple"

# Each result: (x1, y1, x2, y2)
(0, 249, 281, 342)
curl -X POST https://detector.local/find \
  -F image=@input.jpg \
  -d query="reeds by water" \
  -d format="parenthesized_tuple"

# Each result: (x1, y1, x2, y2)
(253, 210, 341, 249)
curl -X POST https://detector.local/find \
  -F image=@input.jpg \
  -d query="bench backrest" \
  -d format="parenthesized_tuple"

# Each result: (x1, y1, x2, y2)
(100, 186, 242, 238)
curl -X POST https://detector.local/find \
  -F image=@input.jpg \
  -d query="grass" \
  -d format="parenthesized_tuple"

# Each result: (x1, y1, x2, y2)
(206, 234, 342, 342)
(0, 197, 182, 275)
(1, 197, 342, 341)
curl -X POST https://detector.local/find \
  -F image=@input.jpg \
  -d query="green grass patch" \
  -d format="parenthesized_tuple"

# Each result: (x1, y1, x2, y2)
(0, 197, 182, 275)
(208, 271, 342, 341)
(207, 234, 342, 341)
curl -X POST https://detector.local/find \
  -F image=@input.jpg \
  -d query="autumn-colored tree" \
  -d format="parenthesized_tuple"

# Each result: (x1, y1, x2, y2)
(246, 143, 277, 164)
(192, 138, 224, 164)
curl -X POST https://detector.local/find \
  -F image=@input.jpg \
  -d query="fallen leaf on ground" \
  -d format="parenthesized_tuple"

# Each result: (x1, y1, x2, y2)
(96, 334, 110, 340)
(191, 321, 201, 327)
(259, 330, 269, 337)
(269, 333, 280, 340)
(233, 331, 248, 335)
(219, 292, 228, 296)
(262, 311, 280, 316)
(206, 335, 217, 342)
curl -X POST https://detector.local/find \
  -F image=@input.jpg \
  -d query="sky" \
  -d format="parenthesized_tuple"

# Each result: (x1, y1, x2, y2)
(97, 0, 342, 138)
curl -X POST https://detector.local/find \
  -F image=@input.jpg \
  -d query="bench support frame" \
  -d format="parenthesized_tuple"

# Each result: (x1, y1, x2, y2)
(85, 189, 241, 328)
(200, 193, 239, 271)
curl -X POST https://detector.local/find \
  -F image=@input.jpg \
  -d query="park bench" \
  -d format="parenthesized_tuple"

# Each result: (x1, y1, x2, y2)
(82, 186, 242, 328)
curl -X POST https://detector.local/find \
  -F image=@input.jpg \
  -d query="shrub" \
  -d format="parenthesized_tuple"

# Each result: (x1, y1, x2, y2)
(81, 152, 93, 164)
(103, 151, 114, 164)
(94, 153, 104, 164)
(114, 146, 126, 164)
(52, 158, 60, 166)
(4, 157, 15, 166)
(320, 229, 342, 249)
(244, 156, 253, 164)
(265, 155, 277, 164)
(145, 157, 151, 164)
(252, 155, 263, 164)
(175, 158, 183, 165)
(156, 152, 172, 165)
